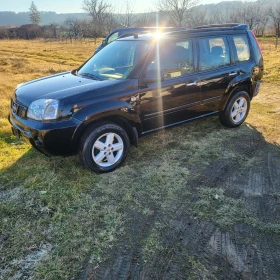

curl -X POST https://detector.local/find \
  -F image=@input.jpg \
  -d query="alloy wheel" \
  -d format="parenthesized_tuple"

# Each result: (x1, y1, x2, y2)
(231, 97, 248, 124)
(92, 132, 124, 167)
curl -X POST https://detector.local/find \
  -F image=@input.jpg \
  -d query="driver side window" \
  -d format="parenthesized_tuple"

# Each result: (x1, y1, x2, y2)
(147, 39, 194, 80)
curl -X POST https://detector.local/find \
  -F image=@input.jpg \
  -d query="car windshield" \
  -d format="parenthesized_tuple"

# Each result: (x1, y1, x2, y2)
(78, 40, 152, 80)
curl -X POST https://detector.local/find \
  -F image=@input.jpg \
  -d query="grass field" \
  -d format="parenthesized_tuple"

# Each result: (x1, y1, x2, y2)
(0, 38, 280, 279)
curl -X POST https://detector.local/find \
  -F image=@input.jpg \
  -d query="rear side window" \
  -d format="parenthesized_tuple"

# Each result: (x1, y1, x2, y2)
(233, 35, 250, 62)
(198, 37, 230, 71)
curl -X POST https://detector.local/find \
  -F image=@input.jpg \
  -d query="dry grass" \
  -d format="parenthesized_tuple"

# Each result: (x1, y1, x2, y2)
(0, 39, 279, 279)
(258, 38, 280, 85)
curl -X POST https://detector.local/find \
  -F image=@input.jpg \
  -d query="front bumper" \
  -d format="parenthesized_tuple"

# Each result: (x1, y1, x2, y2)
(8, 112, 82, 156)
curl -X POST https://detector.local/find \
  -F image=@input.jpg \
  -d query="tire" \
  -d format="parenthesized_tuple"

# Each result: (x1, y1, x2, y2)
(79, 122, 130, 172)
(219, 91, 250, 128)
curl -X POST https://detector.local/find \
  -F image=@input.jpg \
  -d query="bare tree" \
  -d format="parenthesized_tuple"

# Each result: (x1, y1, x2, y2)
(135, 12, 156, 27)
(0, 28, 9, 39)
(123, 0, 136, 27)
(29, 1, 40, 25)
(155, 0, 199, 26)
(49, 23, 59, 38)
(83, 0, 114, 42)
(187, 6, 207, 27)
(210, 2, 235, 24)
(255, 8, 270, 37)
(64, 18, 82, 40)
(269, 4, 280, 36)
(104, 11, 118, 33)
(244, 1, 261, 30)
(228, 1, 261, 30)
(61, 18, 93, 42)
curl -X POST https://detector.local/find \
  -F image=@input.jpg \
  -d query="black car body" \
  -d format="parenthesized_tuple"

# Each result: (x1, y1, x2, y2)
(94, 27, 186, 54)
(9, 24, 263, 172)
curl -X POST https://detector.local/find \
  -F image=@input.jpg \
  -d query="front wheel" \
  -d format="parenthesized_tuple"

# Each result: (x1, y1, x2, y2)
(79, 122, 130, 172)
(219, 91, 250, 128)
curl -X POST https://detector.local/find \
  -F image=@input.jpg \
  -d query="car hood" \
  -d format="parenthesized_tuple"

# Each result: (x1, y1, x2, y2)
(15, 71, 125, 105)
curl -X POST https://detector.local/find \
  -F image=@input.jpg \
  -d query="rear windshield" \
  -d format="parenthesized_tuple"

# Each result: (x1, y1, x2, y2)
(78, 40, 151, 80)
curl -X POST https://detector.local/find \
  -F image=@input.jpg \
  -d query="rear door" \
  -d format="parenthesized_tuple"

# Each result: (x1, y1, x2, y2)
(197, 36, 240, 113)
(230, 33, 261, 96)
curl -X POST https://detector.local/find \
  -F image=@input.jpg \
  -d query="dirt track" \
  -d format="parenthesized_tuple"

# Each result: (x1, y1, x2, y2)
(79, 116, 280, 279)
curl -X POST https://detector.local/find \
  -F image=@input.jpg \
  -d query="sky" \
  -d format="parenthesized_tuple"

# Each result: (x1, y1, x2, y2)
(0, 0, 240, 14)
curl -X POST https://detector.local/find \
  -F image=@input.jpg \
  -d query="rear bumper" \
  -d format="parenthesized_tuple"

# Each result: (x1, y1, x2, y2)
(253, 81, 261, 97)
(8, 112, 82, 156)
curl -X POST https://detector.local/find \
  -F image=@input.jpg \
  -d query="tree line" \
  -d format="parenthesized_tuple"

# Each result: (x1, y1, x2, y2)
(0, 0, 280, 40)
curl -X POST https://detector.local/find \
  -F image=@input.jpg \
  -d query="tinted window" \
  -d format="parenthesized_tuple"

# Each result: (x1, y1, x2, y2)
(148, 39, 194, 80)
(233, 35, 250, 62)
(198, 37, 230, 71)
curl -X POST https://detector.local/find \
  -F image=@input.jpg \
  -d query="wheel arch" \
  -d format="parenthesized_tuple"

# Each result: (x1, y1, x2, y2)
(70, 107, 141, 153)
(220, 81, 252, 111)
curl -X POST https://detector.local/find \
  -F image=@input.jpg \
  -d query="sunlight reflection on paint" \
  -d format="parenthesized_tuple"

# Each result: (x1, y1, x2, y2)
(155, 12, 164, 128)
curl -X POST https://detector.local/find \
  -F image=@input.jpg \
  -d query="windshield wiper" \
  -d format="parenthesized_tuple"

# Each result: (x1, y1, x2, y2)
(79, 73, 103, 81)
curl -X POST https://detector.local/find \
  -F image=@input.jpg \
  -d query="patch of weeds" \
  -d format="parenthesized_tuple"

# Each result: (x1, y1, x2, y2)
(95, 157, 189, 216)
(46, 68, 59, 74)
(187, 256, 217, 280)
(246, 217, 280, 234)
(142, 223, 165, 261)
(193, 188, 250, 228)
(0, 58, 9, 66)
(193, 188, 280, 235)
(10, 58, 28, 69)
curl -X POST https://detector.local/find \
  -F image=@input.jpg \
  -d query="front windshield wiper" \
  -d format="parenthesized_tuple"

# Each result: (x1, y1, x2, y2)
(79, 73, 103, 81)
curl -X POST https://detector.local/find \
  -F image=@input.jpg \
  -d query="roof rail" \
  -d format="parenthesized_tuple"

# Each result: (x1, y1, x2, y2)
(194, 23, 248, 30)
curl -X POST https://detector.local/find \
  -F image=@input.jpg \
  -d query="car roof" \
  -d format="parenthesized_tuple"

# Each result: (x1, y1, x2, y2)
(116, 24, 248, 41)
(111, 27, 186, 33)
(117, 33, 162, 41)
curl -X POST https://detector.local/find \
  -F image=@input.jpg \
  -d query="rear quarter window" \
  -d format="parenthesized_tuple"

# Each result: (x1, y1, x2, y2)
(232, 35, 250, 62)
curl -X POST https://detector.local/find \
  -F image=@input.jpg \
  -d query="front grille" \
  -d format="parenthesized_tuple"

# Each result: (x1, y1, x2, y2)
(11, 99, 28, 119)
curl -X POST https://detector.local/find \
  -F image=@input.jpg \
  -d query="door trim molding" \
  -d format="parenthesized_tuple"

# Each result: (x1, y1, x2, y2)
(142, 111, 219, 134)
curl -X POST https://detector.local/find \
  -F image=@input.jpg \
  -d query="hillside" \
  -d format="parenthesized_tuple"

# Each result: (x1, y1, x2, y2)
(0, 0, 272, 27)
(0, 11, 88, 26)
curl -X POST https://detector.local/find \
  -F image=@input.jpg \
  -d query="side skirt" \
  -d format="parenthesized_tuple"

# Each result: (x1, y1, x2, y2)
(141, 111, 219, 135)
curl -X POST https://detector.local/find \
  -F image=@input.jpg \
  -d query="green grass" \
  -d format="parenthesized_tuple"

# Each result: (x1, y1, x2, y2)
(0, 39, 280, 279)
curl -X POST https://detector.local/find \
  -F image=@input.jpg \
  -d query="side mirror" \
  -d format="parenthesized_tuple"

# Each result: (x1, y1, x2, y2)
(102, 39, 106, 46)
(143, 69, 163, 84)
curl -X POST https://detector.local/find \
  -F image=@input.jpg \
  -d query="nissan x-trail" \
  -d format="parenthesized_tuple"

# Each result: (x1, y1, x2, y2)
(9, 24, 264, 172)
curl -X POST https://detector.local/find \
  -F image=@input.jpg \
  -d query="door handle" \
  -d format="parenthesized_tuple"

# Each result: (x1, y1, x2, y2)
(186, 81, 198, 86)
(229, 71, 238, 77)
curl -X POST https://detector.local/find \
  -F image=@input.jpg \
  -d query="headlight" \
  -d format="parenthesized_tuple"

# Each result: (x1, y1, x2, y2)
(27, 99, 59, 121)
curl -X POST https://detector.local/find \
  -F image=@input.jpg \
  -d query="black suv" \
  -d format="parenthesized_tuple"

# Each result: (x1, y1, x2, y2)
(9, 24, 263, 172)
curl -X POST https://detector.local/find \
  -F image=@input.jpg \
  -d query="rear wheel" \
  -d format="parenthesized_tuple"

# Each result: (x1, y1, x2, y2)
(219, 91, 250, 127)
(79, 122, 130, 172)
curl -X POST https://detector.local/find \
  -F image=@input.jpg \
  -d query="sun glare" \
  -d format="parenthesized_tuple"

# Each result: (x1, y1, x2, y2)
(155, 13, 164, 128)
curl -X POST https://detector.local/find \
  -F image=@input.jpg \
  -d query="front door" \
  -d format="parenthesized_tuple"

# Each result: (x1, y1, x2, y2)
(139, 38, 201, 132)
